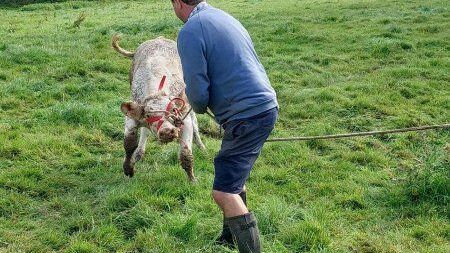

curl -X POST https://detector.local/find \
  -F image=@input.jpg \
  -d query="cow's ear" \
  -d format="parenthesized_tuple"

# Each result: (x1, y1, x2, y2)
(121, 101, 143, 120)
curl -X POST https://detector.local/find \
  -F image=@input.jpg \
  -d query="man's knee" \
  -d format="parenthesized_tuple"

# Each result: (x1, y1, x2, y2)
(212, 190, 240, 206)
(212, 190, 227, 205)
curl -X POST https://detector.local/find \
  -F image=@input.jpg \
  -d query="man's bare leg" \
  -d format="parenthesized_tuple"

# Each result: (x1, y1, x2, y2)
(213, 188, 260, 253)
(212, 190, 248, 217)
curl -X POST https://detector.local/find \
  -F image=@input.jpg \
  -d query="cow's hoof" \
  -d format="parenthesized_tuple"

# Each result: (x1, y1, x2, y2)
(134, 149, 145, 162)
(123, 163, 135, 178)
(188, 176, 197, 184)
(124, 170, 134, 178)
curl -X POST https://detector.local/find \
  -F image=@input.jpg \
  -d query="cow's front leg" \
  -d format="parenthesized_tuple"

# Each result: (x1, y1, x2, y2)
(123, 117, 139, 177)
(191, 111, 206, 150)
(179, 114, 196, 182)
(132, 127, 150, 163)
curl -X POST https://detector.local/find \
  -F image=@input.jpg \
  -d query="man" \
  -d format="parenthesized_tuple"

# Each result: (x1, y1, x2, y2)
(170, 0, 278, 252)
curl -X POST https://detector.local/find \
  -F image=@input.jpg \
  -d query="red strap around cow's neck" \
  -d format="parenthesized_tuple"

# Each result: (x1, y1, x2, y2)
(158, 75, 167, 91)
(146, 116, 164, 131)
(145, 76, 185, 133)
(145, 98, 181, 132)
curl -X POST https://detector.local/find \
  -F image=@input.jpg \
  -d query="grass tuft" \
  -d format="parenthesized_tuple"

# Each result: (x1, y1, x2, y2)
(279, 221, 330, 252)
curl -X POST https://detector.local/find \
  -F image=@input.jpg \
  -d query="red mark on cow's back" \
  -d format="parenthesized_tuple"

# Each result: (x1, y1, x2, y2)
(158, 75, 167, 91)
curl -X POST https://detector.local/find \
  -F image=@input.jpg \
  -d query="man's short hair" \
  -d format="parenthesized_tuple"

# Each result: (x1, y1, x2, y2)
(176, 0, 205, 6)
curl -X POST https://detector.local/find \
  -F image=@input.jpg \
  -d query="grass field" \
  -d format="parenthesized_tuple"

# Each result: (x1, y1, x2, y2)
(0, 0, 449, 252)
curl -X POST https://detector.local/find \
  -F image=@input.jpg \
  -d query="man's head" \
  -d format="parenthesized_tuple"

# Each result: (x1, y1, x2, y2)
(171, 0, 205, 23)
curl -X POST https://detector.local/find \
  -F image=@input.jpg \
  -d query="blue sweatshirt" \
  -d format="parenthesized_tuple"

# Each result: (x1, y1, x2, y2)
(177, 3, 278, 124)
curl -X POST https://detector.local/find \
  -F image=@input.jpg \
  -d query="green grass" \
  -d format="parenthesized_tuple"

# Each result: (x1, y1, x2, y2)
(0, 0, 449, 252)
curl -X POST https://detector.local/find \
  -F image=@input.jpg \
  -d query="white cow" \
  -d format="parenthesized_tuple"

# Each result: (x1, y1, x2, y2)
(112, 35, 205, 182)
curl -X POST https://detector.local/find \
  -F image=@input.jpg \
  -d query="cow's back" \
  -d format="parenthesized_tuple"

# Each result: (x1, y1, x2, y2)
(130, 38, 184, 102)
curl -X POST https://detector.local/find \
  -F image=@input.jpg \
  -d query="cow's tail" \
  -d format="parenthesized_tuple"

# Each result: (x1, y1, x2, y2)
(112, 34, 135, 58)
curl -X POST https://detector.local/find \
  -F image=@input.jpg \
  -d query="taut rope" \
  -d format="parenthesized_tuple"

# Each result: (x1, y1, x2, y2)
(265, 124, 450, 142)
(200, 111, 449, 142)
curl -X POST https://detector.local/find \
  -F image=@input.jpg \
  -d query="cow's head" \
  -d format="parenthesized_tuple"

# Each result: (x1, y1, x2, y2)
(121, 93, 185, 143)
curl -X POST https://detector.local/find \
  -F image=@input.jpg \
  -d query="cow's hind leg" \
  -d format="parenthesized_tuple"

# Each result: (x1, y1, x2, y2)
(132, 127, 150, 163)
(123, 117, 139, 177)
(191, 112, 205, 150)
(180, 114, 196, 182)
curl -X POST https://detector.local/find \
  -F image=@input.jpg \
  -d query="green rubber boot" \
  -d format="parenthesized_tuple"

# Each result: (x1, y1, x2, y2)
(225, 212, 261, 253)
(216, 191, 247, 247)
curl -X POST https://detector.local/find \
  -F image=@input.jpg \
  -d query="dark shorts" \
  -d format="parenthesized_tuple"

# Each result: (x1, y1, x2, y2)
(213, 107, 278, 194)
